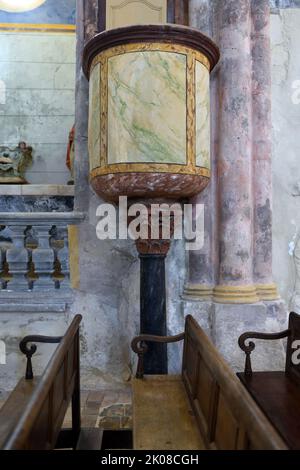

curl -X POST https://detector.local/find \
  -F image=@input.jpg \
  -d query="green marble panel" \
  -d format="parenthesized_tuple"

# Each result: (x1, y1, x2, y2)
(196, 60, 210, 169)
(88, 62, 101, 170)
(107, 51, 187, 164)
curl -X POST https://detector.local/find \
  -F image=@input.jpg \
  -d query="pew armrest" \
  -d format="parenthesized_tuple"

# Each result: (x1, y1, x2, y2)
(131, 333, 185, 379)
(238, 329, 290, 377)
(20, 334, 63, 380)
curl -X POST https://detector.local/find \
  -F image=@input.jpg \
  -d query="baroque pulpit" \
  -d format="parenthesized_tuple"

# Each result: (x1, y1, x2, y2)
(83, 6, 219, 373)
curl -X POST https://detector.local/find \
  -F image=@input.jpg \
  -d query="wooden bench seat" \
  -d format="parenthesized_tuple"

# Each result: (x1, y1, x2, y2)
(238, 372, 300, 450)
(132, 315, 288, 450)
(133, 375, 205, 450)
(238, 312, 300, 450)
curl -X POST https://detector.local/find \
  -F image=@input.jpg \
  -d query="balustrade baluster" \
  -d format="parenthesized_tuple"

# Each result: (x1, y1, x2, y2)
(57, 225, 70, 289)
(32, 225, 55, 291)
(6, 225, 29, 291)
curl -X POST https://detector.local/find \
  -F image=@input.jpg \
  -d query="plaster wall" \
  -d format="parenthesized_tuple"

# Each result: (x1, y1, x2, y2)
(0, 31, 75, 184)
(271, 9, 300, 310)
(1, 4, 300, 395)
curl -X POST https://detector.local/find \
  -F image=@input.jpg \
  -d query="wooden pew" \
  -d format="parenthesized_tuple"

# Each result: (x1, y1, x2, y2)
(0, 314, 102, 450)
(238, 311, 300, 449)
(131, 315, 287, 450)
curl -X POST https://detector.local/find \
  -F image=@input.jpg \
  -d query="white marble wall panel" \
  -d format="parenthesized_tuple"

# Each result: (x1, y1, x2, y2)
(54, 63, 76, 89)
(0, 31, 75, 184)
(0, 116, 74, 144)
(24, 143, 71, 171)
(0, 32, 75, 63)
(0, 89, 75, 116)
(26, 171, 70, 184)
(0, 62, 75, 90)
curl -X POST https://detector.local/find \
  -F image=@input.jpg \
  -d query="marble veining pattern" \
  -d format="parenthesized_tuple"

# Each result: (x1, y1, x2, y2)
(196, 60, 210, 169)
(89, 63, 101, 170)
(107, 51, 187, 165)
(0, 195, 73, 212)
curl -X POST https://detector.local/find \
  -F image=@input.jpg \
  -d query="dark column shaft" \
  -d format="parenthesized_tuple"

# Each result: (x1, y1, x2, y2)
(140, 254, 168, 374)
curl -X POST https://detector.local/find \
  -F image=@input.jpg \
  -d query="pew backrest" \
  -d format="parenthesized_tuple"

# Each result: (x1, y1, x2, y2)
(286, 312, 300, 385)
(182, 315, 288, 450)
(1, 314, 82, 450)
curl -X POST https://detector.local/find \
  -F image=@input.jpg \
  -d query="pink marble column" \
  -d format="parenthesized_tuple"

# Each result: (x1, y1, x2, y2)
(213, 0, 259, 303)
(251, 0, 278, 300)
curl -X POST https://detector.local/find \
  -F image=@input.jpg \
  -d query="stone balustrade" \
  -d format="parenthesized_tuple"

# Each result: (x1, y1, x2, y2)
(0, 212, 84, 312)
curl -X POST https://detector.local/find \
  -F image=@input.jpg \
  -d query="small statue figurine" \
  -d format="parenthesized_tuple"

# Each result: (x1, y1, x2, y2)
(0, 142, 33, 184)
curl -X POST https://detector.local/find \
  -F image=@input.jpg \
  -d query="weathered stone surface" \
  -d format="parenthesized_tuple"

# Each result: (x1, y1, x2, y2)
(216, 0, 254, 288)
(185, 0, 218, 299)
(270, 0, 300, 8)
(165, 239, 186, 374)
(0, 291, 73, 312)
(0, 195, 73, 212)
(271, 10, 300, 306)
(213, 302, 288, 372)
(186, 187, 215, 289)
(189, 0, 212, 35)
(252, 0, 274, 288)
(0, 312, 69, 393)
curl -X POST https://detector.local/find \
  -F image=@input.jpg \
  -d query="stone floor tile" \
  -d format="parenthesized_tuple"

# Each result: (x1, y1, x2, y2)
(98, 416, 122, 430)
(117, 390, 132, 405)
(100, 403, 125, 418)
(120, 416, 133, 429)
(100, 391, 120, 408)
(124, 404, 132, 417)
(83, 401, 101, 415)
(80, 390, 89, 405)
(87, 390, 105, 404)
(82, 414, 98, 428)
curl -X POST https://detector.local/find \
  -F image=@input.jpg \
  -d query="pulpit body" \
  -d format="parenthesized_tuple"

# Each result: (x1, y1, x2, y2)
(84, 24, 219, 373)
(83, 25, 219, 201)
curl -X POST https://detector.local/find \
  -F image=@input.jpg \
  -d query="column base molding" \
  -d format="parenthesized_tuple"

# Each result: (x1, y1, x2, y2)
(182, 283, 214, 300)
(183, 283, 280, 304)
(213, 285, 260, 304)
(255, 283, 279, 301)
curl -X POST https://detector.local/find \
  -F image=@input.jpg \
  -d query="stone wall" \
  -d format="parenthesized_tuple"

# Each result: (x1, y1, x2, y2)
(270, 0, 300, 9)
(271, 9, 300, 310)
(1, 2, 300, 395)
(0, 312, 69, 396)
(0, 30, 75, 184)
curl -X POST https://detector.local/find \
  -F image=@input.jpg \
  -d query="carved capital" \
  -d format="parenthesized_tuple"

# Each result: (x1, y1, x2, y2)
(127, 199, 176, 255)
